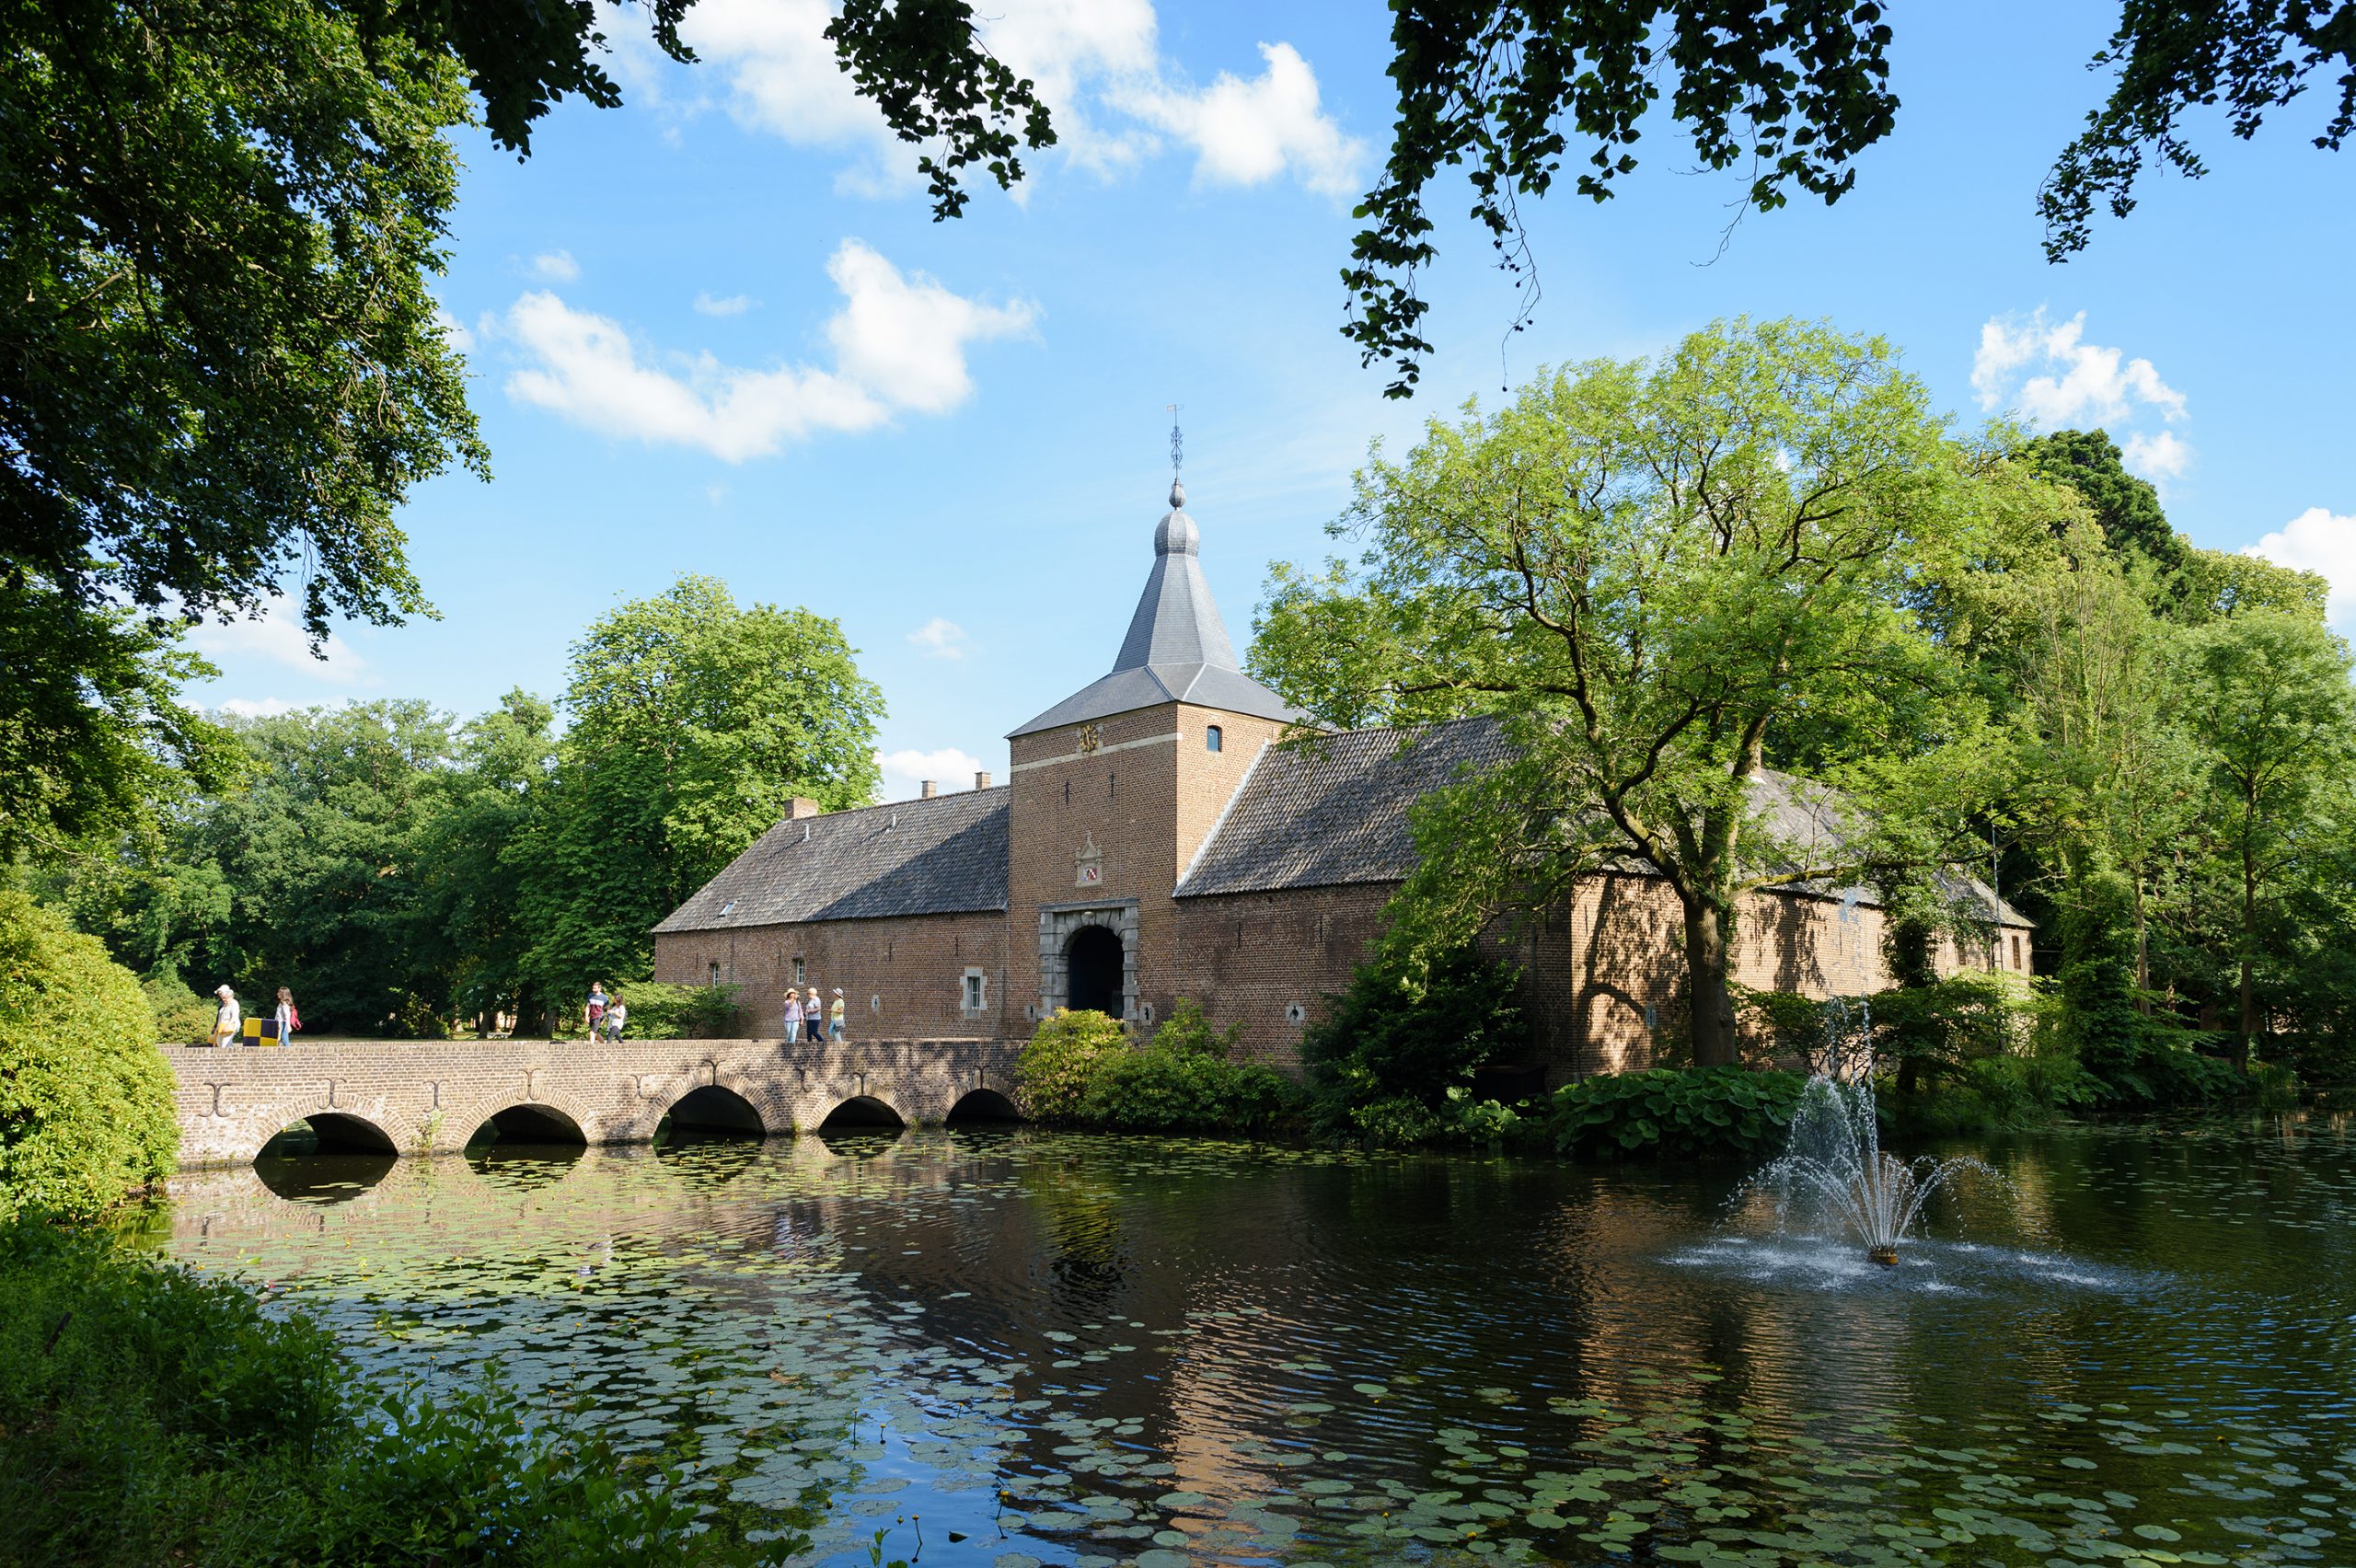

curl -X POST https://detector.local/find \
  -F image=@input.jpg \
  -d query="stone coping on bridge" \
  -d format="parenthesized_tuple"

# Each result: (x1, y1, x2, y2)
(160, 1036, 1021, 1168)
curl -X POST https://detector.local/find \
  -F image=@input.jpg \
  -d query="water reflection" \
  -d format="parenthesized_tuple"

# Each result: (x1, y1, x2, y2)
(156, 1124, 2356, 1567)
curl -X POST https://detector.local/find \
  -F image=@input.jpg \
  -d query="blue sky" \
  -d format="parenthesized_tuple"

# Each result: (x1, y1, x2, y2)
(188, 1, 2356, 798)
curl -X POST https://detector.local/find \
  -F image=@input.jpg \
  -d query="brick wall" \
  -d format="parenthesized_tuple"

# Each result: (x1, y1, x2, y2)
(653, 909, 1009, 1040)
(1003, 701, 1291, 1029)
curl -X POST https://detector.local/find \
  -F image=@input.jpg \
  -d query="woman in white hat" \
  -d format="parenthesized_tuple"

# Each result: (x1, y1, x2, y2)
(828, 987, 846, 1042)
(209, 985, 243, 1048)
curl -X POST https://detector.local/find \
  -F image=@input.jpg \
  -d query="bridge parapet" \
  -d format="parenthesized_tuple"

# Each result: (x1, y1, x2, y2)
(160, 1036, 1021, 1167)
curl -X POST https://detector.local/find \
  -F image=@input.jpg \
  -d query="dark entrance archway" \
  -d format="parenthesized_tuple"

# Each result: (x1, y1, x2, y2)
(1065, 923, 1123, 1017)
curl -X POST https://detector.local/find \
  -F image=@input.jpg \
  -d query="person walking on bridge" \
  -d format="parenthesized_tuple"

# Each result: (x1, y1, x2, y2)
(781, 987, 804, 1045)
(828, 987, 847, 1043)
(208, 985, 241, 1048)
(585, 982, 607, 1041)
(803, 987, 824, 1043)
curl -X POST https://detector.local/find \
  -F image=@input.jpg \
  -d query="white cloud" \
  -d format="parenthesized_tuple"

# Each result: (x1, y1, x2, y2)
(677, 1, 1358, 199)
(529, 249, 582, 282)
(214, 698, 297, 720)
(2248, 507, 2356, 632)
(432, 305, 475, 353)
(1971, 309, 2189, 429)
(907, 617, 968, 659)
(2121, 429, 2192, 482)
(694, 291, 756, 317)
(501, 240, 1034, 461)
(1114, 42, 1366, 195)
(188, 605, 368, 683)
(875, 747, 989, 801)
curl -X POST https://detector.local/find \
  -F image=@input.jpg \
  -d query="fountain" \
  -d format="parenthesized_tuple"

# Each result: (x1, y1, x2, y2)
(1757, 1069, 1996, 1264)
(1749, 901, 2000, 1265)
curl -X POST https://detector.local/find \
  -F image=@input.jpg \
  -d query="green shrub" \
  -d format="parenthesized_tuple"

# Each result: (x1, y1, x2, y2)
(143, 967, 222, 1047)
(0, 890, 179, 1221)
(1543, 1066, 1807, 1161)
(0, 1216, 755, 1565)
(1872, 973, 2017, 1092)
(619, 980, 745, 1039)
(1079, 1005, 1302, 1134)
(1016, 1008, 1128, 1120)
(1300, 942, 1525, 1141)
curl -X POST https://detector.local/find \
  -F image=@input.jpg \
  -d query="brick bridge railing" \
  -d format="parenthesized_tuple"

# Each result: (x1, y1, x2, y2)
(161, 1037, 1021, 1167)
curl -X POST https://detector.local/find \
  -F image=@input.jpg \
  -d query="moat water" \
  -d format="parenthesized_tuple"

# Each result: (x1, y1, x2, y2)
(143, 1122, 2355, 1566)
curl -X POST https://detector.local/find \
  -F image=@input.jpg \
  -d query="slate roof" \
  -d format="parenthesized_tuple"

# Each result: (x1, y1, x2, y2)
(1176, 719, 1514, 896)
(652, 788, 1009, 933)
(1011, 481, 1302, 737)
(1174, 718, 2031, 928)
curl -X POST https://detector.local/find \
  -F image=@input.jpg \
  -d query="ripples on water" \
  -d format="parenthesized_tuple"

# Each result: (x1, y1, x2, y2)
(147, 1120, 2356, 1566)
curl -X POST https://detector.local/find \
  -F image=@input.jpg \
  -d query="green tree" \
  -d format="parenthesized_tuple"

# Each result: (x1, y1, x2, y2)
(1255, 320, 2000, 1066)
(413, 690, 557, 1034)
(2020, 430, 2185, 573)
(520, 576, 883, 999)
(2171, 611, 2356, 1067)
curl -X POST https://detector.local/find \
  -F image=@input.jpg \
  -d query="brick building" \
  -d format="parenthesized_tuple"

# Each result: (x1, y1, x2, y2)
(653, 479, 2031, 1079)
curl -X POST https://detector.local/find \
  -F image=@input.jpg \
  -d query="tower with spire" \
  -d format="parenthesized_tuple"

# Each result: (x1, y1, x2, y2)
(1004, 469, 1304, 1027)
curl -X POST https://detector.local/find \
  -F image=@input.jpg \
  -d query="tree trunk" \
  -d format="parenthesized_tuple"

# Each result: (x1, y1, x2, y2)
(2236, 844, 2258, 1073)
(2131, 871, 2151, 1016)
(1682, 897, 1740, 1067)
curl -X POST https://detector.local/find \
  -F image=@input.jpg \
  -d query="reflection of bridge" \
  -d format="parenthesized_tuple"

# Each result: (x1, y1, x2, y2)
(161, 1037, 1020, 1165)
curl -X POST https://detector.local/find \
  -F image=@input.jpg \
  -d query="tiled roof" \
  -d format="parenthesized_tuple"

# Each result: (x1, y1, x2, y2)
(1175, 719, 2031, 927)
(652, 788, 1009, 933)
(1176, 719, 1514, 896)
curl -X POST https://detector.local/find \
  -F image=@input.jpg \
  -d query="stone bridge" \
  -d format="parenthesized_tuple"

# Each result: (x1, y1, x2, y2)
(161, 1037, 1021, 1167)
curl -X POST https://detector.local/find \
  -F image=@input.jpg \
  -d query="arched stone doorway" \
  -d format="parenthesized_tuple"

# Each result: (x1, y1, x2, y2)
(1065, 924, 1124, 1016)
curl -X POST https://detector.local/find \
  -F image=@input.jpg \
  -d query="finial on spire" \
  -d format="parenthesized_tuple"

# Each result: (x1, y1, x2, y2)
(1166, 403, 1186, 509)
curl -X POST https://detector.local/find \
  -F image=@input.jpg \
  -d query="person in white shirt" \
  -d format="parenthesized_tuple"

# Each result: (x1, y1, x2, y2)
(605, 995, 629, 1042)
(782, 988, 804, 1043)
(210, 985, 242, 1048)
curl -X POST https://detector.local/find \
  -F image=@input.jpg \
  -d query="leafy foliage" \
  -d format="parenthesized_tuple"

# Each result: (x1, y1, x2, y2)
(2040, 0, 2356, 260)
(1256, 321, 2004, 1066)
(143, 969, 222, 1050)
(0, 892, 179, 1221)
(1343, 6, 2350, 390)
(0, 1216, 750, 1564)
(1543, 1067, 1807, 1161)
(1299, 942, 1524, 1141)
(1076, 1002, 1302, 1135)
(1014, 1009, 1129, 1122)
(828, 0, 1057, 220)
(518, 576, 884, 1000)
(610, 981, 745, 1041)
(1346, 3, 1899, 395)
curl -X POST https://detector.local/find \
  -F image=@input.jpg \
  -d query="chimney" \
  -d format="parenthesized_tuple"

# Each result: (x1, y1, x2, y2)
(919, 780, 937, 799)
(786, 798, 821, 820)
(975, 770, 993, 790)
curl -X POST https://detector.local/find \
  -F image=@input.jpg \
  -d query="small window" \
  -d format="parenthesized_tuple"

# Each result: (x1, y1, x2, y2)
(1140, 1002, 1155, 1024)
(871, 994, 881, 1013)
(2011, 933, 2024, 971)
(708, 962, 722, 986)
(792, 957, 805, 985)
(963, 970, 987, 1012)
(1206, 725, 1222, 753)
(1285, 1002, 1306, 1025)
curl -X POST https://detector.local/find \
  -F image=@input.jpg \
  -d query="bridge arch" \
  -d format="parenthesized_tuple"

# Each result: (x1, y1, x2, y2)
(256, 1110, 399, 1159)
(946, 1088, 1021, 1124)
(818, 1094, 907, 1131)
(658, 1083, 768, 1140)
(463, 1101, 589, 1148)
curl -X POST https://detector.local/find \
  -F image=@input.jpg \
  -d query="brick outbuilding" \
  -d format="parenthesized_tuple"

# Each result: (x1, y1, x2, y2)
(653, 478, 2030, 1080)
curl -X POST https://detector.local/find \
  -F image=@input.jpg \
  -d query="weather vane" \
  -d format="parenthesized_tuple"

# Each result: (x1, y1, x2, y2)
(1166, 402, 1183, 480)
